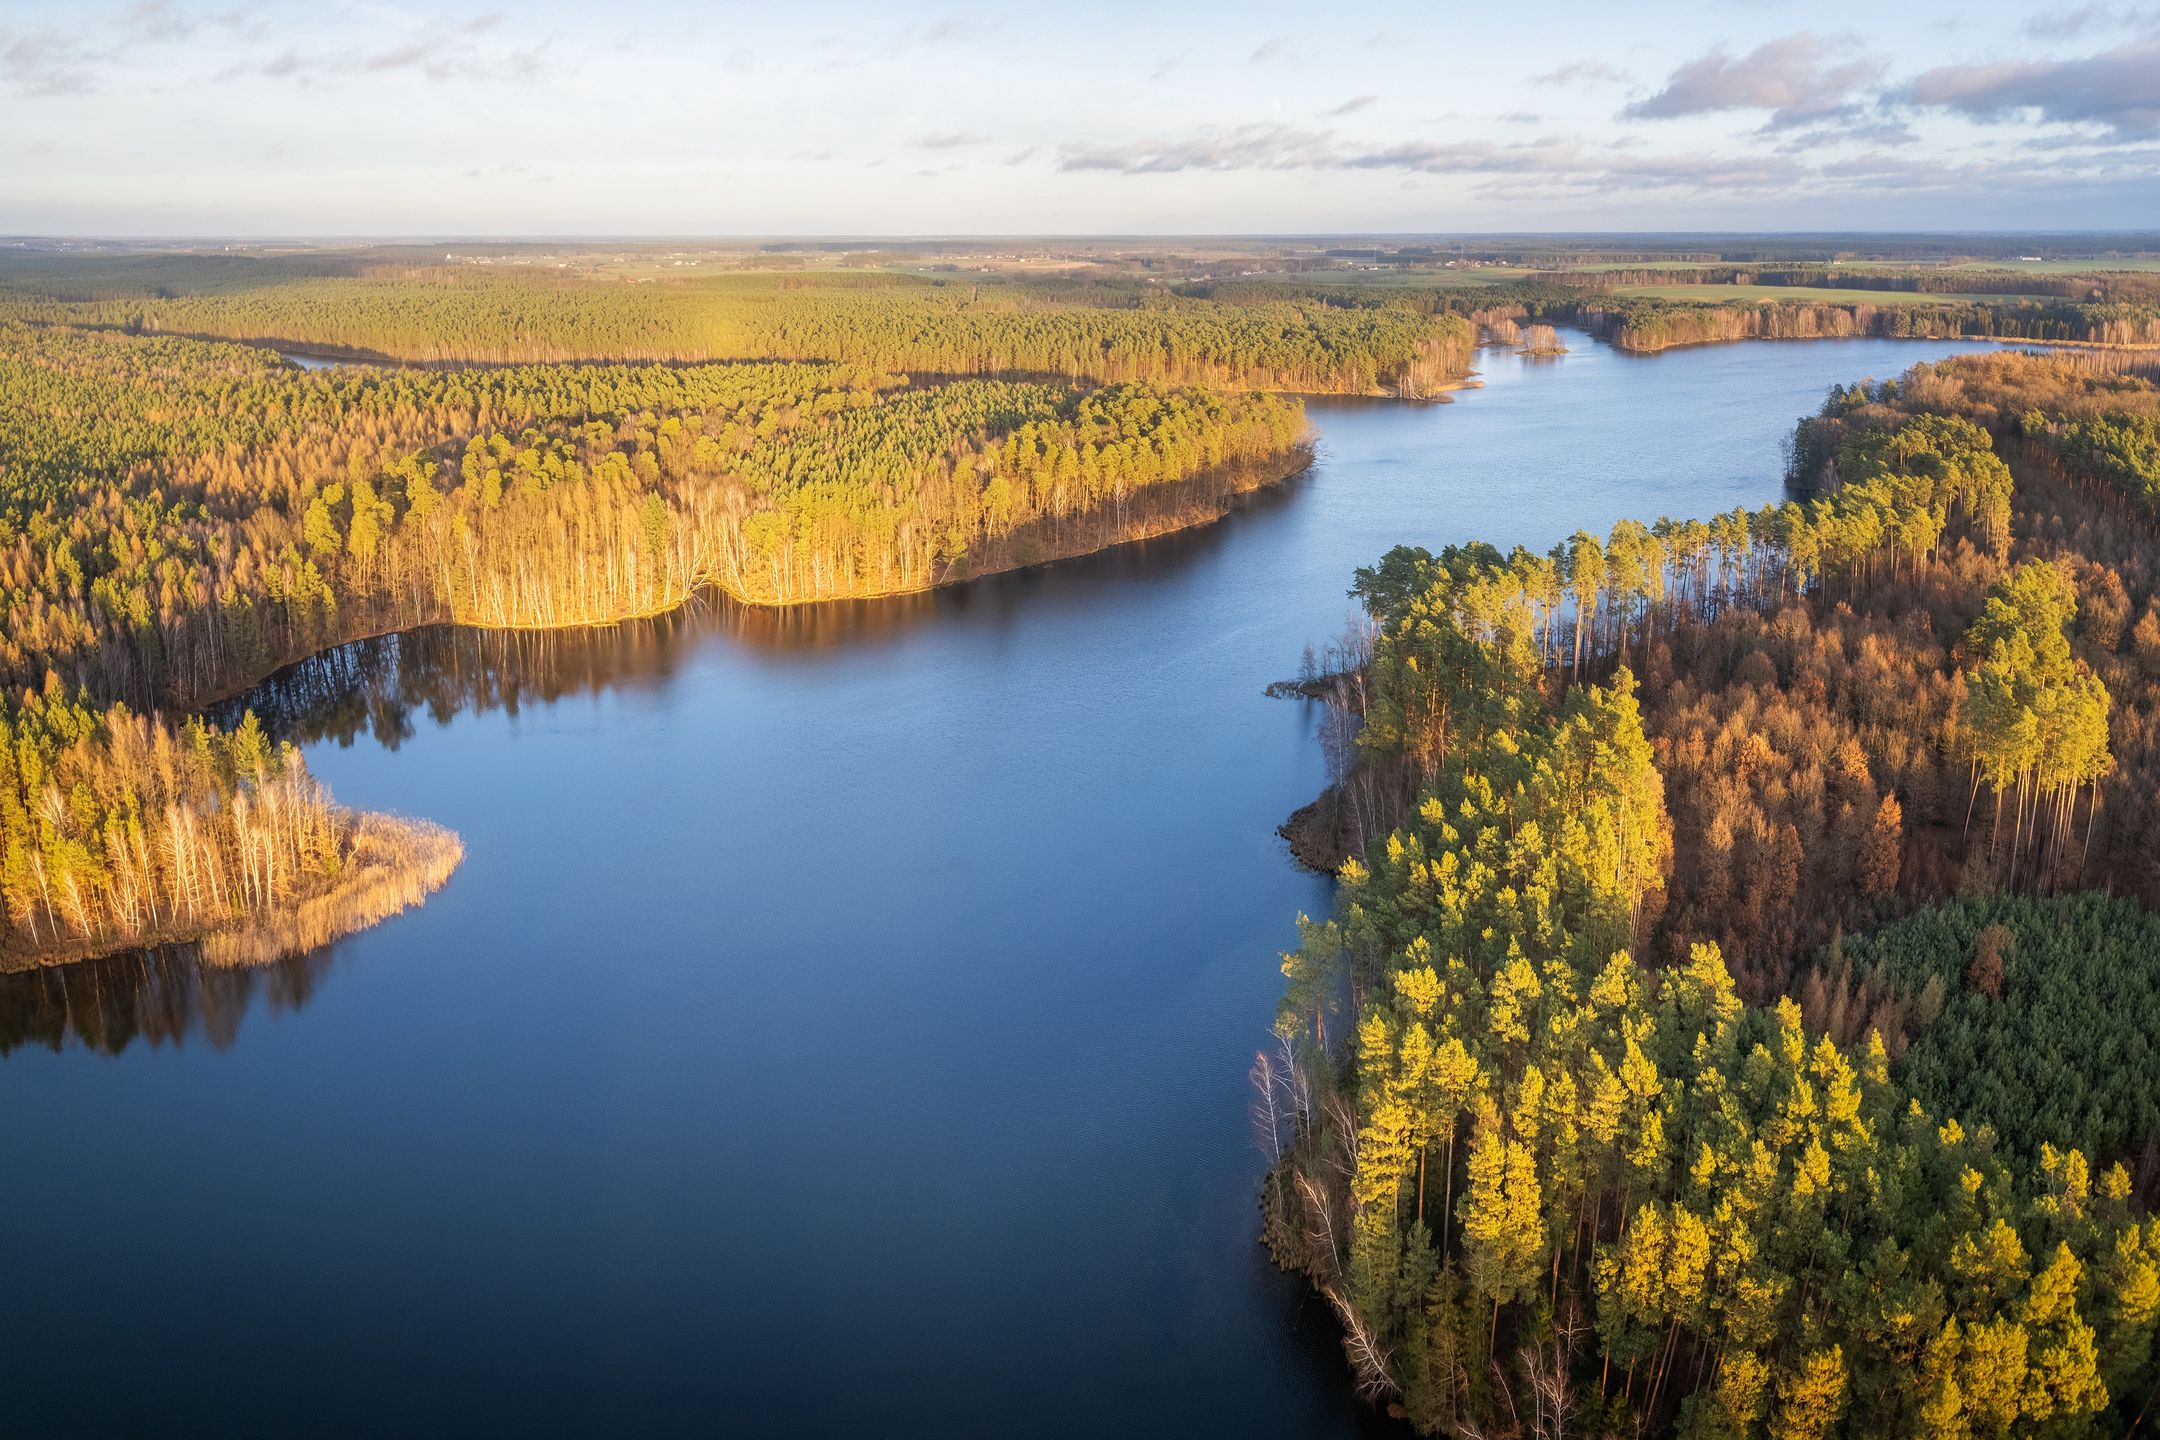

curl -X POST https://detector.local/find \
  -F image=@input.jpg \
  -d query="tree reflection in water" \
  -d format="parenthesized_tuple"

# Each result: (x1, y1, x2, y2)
(0, 943, 335, 1056)
(47, 517, 1305, 1056)
(205, 587, 978, 748)
(210, 483, 1313, 750)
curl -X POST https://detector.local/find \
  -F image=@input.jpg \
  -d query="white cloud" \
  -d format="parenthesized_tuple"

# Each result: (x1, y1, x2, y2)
(1905, 34, 2160, 136)
(1624, 34, 1882, 129)
(3, 2, 2157, 233)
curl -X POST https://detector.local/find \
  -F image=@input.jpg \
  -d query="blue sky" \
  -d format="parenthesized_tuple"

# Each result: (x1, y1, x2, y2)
(2, 0, 2156, 235)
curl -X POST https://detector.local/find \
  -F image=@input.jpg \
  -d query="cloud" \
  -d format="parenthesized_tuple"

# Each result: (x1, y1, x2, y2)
(915, 131, 987, 149)
(1356, 138, 1800, 190)
(1775, 117, 1918, 149)
(10, 2, 263, 94)
(2022, 4, 2158, 39)
(120, 1, 263, 45)
(1623, 34, 1881, 129)
(1531, 60, 1628, 88)
(1059, 125, 1340, 174)
(1249, 35, 1291, 63)
(123, 1, 196, 43)
(1802, 141, 2160, 203)
(1041, 120, 2149, 208)
(363, 42, 433, 73)
(1, 30, 99, 96)
(1045, 113, 2160, 215)
(1904, 34, 2160, 136)
(219, 28, 553, 85)
(1053, 124, 1803, 194)
(1046, 115, 2160, 214)
(922, 14, 995, 44)
(1323, 94, 1377, 116)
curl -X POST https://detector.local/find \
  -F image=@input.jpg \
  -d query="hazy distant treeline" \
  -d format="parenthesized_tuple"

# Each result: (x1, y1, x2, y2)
(0, 260, 1474, 397)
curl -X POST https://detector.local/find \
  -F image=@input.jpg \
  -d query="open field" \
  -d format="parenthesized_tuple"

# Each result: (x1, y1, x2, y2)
(1609, 281, 2030, 305)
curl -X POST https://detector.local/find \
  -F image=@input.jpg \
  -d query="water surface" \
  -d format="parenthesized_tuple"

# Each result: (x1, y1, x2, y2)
(2, 334, 2012, 1438)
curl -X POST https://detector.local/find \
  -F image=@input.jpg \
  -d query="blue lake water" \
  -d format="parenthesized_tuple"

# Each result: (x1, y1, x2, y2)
(1, 333, 2015, 1438)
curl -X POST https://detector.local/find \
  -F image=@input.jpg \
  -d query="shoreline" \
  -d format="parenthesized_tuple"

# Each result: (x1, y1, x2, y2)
(668, 441, 1320, 612)
(37, 440, 1322, 971)
(193, 440, 1323, 711)
(1277, 786, 1351, 876)
(1602, 331, 2160, 357)
(1571, 316, 2160, 358)
(0, 814, 463, 976)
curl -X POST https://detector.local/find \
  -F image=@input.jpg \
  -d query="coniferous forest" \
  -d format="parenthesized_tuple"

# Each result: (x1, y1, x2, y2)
(1264, 347, 2160, 1435)
(0, 261, 1391, 969)
(19, 3, 2160, 1433)
(10, 241, 2160, 1436)
(0, 255, 1477, 392)
(0, 320, 1311, 706)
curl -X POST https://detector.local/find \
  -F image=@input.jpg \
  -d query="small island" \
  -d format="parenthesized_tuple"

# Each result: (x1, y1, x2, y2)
(1517, 321, 1569, 355)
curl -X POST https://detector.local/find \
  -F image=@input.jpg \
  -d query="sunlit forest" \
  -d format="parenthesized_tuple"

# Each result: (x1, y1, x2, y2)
(0, 253, 1475, 394)
(0, 267, 1362, 967)
(1190, 252, 2160, 356)
(1550, 295, 2160, 354)
(14, 240, 2160, 1435)
(0, 679, 459, 971)
(0, 318, 1309, 710)
(13, 0, 2160, 1420)
(1266, 347, 2160, 1435)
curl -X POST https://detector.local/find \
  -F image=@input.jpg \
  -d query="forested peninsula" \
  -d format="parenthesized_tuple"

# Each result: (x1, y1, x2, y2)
(0, 321, 1311, 709)
(0, 257, 1481, 969)
(1264, 348, 2160, 1436)
(0, 687, 460, 974)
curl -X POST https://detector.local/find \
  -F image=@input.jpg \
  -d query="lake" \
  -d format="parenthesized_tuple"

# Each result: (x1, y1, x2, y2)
(1, 334, 2014, 1438)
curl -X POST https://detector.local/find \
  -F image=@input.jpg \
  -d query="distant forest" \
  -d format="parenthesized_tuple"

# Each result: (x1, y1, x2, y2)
(0, 255, 1475, 394)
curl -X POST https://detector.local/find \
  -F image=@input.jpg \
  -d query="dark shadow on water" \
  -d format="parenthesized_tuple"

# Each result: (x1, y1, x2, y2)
(0, 942, 339, 1056)
(209, 614, 706, 750)
(218, 467, 1318, 748)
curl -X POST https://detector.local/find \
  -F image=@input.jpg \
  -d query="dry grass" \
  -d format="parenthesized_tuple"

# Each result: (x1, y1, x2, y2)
(201, 813, 462, 967)
(0, 809, 462, 974)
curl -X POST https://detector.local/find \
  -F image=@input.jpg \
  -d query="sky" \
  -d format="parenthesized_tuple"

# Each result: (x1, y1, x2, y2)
(1, 0, 2157, 236)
